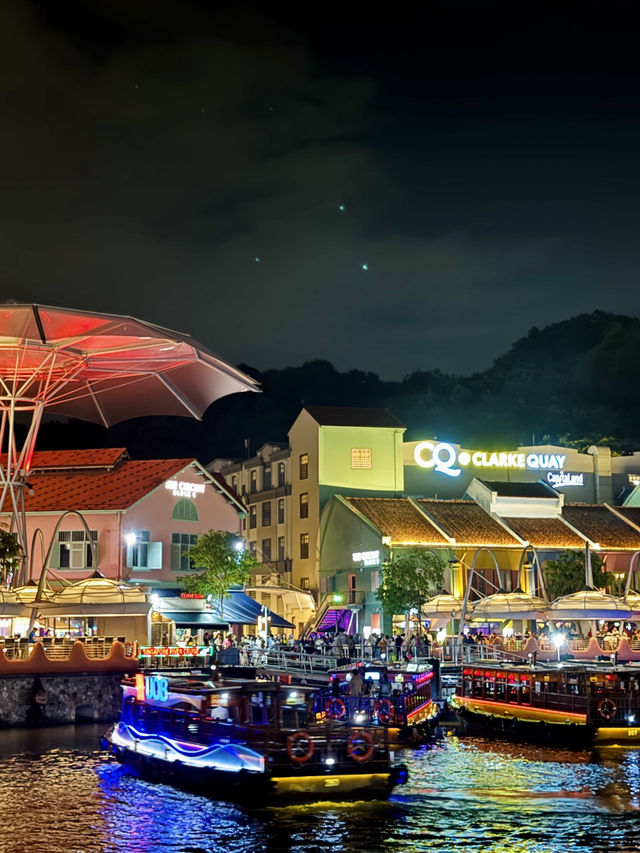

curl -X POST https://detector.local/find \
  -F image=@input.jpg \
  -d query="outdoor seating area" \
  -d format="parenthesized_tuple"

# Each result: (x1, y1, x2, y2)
(0, 636, 129, 661)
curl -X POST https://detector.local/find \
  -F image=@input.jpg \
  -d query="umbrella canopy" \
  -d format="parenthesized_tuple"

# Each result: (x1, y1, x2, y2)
(422, 592, 463, 620)
(0, 587, 31, 617)
(0, 302, 259, 427)
(468, 590, 549, 622)
(546, 588, 632, 621)
(34, 573, 151, 617)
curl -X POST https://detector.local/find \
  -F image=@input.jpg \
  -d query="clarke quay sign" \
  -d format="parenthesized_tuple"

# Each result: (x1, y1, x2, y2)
(413, 441, 569, 479)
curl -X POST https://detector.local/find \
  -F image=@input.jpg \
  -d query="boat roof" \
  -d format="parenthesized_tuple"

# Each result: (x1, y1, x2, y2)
(463, 660, 640, 675)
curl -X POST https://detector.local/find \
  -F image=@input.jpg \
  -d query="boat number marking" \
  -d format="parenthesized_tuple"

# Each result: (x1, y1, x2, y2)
(145, 675, 169, 702)
(628, 729, 638, 737)
(324, 778, 340, 787)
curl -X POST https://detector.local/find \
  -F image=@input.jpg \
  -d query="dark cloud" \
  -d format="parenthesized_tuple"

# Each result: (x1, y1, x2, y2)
(1, 1, 640, 380)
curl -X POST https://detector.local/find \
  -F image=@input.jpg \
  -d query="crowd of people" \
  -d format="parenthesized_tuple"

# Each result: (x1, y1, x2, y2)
(179, 629, 434, 666)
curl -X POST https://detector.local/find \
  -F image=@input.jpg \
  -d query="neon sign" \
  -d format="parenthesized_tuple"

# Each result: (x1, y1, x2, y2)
(413, 441, 567, 479)
(165, 480, 206, 498)
(145, 675, 169, 702)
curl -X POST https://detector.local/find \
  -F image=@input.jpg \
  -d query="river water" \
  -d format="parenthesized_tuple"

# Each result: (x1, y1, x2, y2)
(1, 726, 640, 853)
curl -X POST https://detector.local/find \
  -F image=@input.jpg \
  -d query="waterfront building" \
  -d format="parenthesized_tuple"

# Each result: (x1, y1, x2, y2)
(210, 407, 406, 633)
(213, 406, 640, 635)
(0, 448, 246, 641)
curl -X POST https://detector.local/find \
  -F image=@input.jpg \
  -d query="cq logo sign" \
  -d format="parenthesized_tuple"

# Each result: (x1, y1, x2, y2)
(413, 441, 461, 478)
(145, 675, 169, 702)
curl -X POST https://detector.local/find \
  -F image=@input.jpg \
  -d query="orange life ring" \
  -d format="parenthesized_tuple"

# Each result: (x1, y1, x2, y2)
(286, 730, 315, 764)
(374, 698, 393, 725)
(325, 698, 347, 720)
(598, 698, 617, 721)
(346, 731, 374, 763)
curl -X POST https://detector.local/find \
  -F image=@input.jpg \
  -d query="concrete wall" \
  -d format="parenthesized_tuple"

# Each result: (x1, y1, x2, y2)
(0, 673, 124, 727)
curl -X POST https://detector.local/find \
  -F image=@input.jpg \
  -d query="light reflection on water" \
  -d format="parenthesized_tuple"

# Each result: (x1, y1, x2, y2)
(1, 727, 640, 853)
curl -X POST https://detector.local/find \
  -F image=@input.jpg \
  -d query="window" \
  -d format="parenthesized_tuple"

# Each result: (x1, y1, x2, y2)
(231, 475, 237, 491)
(171, 533, 198, 572)
(262, 539, 272, 561)
(278, 536, 285, 561)
(278, 461, 286, 486)
(126, 531, 162, 570)
(250, 469, 257, 493)
(55, 530, 98, 569)
(171, 499, 198, 521)
(351, 448, 372, 469)
(300, 532, 309, 560)
(299, 453, 309, 480)
(348, 573, 357, 604)
(299, 492, 309, 519)
(300, 577, 310, 590)
(370, 570, 380, 591)
(249, 541, 257, 557)
(249, 506, 257, 529)
(263, 465, 272, 490)
(277, 498, 285, 524)
(262, 501, 272, 526)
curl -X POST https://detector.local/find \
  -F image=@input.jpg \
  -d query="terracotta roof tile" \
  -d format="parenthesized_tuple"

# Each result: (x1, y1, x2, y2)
(417, 500, 522, 547)
(1, 459, 199, 513)
(27, 448, 129, 471)
(345, 497, 449, 545)
(501, 516, 586, 548)
(616, 507, 640, 532)
(563, 505, 640, 550)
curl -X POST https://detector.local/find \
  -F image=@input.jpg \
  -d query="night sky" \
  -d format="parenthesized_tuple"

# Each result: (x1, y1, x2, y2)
(2, 1, 640, 379)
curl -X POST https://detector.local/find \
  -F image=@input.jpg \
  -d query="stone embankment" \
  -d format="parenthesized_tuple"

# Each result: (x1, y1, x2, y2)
(0, 640, 138, 727)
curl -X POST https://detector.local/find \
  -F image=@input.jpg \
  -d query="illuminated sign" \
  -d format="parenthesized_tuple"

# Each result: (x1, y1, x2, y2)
(352, 550, 380, 566)
(145, 675, 169, 702)
(180, 593, 204, 599)
(413, 441, 567, 479)
(165, 480, 206, 498)
(547, 471, 584, 488)
(139, 646, 202, 656)
(332, 594, 344, 603)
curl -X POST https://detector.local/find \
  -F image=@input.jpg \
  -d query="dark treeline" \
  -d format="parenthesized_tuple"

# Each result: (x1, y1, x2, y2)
(35, 311, 640, 462)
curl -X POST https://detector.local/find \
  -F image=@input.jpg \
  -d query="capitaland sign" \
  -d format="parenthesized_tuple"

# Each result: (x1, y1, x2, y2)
(413, 441, 567, 479)
(547, 471, 584, 488)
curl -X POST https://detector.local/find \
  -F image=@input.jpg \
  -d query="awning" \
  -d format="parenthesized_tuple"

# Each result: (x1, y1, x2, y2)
(214, 591, 294, 629)
(162, 612, 229, 629)
(35, 602, 151, 618)
(158, 591, 294, 629)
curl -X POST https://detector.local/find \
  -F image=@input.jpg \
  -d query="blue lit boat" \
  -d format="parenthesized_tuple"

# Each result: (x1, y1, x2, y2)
(103, 672, 408, 800)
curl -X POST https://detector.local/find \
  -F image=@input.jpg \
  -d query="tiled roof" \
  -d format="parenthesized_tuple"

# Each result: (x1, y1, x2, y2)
(304, 407, 405, 429)
(208, 472, 246, 511)
(501, 516, 586, 549)
(27, 448, 129, 471)
(417, 500, 521, 547)
(479, 480, 558, 498)
(616, 507, 640, 532)
(345, 497, 449, 545)
(563, 505, 640, 550)
(1, 459, 200, 513)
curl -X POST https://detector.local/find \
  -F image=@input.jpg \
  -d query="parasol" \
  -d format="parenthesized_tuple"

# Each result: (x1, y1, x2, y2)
(0, 302, 259, 572)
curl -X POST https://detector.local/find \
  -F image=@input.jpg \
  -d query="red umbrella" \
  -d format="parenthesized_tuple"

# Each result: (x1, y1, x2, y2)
(0, 302, 259, 570)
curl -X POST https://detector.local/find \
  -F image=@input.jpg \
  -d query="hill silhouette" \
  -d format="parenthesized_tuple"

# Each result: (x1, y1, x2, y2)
(34, 311, 640, 461)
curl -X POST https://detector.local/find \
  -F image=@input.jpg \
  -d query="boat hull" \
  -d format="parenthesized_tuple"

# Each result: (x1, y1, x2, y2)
(450, 697, 640, 747)
(104, 724, 407, 801)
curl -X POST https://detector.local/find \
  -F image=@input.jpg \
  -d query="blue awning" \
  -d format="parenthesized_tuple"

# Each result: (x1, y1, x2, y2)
(160, 590, 294, 630)
(213, 591, 294, 629)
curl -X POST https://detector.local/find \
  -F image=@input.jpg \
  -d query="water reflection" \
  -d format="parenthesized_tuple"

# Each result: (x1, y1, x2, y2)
(1, 727, 640, 852)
